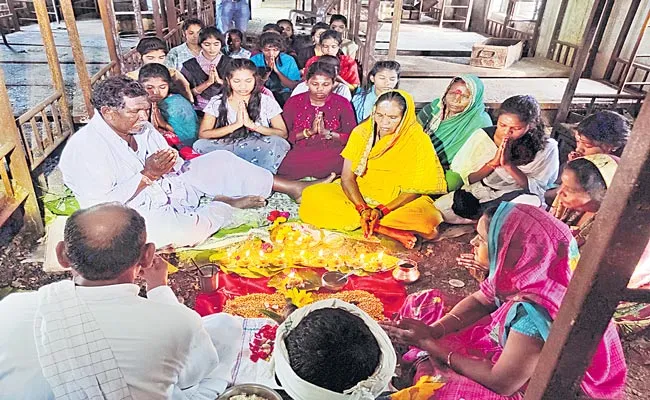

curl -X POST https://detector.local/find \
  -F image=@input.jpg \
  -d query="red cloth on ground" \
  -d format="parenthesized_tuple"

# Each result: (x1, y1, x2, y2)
(160, 130, 201, 160)
(194, 269, 406, 319)
(277, 92, 356, 179)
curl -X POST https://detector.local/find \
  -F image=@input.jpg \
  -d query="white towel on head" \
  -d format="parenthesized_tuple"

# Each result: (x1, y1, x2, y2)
(33, 280, 132, 400)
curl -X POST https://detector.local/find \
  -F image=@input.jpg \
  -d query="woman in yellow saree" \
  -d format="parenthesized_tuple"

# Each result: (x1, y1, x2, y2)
(299, 90, 447, 248)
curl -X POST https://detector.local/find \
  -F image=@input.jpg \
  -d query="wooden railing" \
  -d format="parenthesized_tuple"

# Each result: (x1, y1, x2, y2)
(606, 56, 650, 93)
(164, 22, 183, 49)
(200, 2, 214, 27)
(16, 90, 73, 171)
(486, 19, 505, 37)
(548, 40, 578, 67)
(90, 61, 117, 86)
(122, 47, 142, 73)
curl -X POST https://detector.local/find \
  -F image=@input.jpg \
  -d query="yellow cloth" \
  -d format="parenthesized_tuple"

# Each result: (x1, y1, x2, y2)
(389, 375, 445, 400)
(299, 90, 447, 235)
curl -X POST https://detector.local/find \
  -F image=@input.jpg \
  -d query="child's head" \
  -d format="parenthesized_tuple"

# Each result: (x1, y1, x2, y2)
(135, 37, 168, 65)
(227, 29, 244, 52)
(138, 63, 172, 102)
(368, 61, 401, 92)
(277, 19, 294, 39)
(573, 111, 630, 157)
(329, 14, 348, 33)
(182, 18, 204, 46)
(318, 30, 342, 57)
(199, 27, 225, 59)
(311, 22, 330, 44)
(262, 23, 283, 35)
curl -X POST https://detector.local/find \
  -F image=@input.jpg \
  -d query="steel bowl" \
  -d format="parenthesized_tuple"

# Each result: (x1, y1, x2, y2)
(217, 383, 283, 400)
(321, 271, 348, 291)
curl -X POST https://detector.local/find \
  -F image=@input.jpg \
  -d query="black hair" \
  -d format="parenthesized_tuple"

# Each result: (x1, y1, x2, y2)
(277, 18, 293, 27)
(92, 76, 148, 111)
(227, 28, 244, 42)
(262, 23, 283, 34)
(330, 14, 348, 26)
(217, 59, 262, 141)
(452, 189, 481, 220)
(135, 36, 168, 55)
(199, 26, 224, 46)
(575, 110, 630, 151)
(305, 60, 337, 81)
(565, 158, 609, 203)
(285, 308, 381, 393)
(64, 203, 146, 281)
(182, 17, 204, 31)
(319, 29, 342, 45)
(358, 61, 402, 114)
(482, 205, 499, 227)
(317, 54, 341, 74)
(138, 62, 172, 84)
(311, 22, 330, 37)
(498, 95, 546, 165)
(259, 32, 286, 66)
(375, 90, 407, 115)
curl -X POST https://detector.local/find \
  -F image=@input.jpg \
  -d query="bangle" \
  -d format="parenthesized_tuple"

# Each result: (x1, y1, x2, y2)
(303, 128, 311, 138)
(446, 351, 454, 367)
(376, 204, 391, 218)
(355, 203, 371, 215)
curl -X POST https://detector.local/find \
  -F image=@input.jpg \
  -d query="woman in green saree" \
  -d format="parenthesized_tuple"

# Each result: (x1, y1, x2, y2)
(417, 75, 493, 191)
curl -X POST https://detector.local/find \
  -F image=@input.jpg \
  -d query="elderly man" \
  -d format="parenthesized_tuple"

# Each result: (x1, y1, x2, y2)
(59, 76, 331, 248)
(0, 203, 226, 399)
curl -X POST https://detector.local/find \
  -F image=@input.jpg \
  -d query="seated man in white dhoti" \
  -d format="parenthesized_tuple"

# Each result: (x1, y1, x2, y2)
(59, 76, 332, 249)
(0, 203, 227, 399)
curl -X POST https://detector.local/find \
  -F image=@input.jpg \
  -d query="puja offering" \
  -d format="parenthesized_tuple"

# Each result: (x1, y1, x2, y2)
(222, 290, 385, 320)
(392, 260, 421, 283)
(249, 324, 278, 362)
(449, 279, 466, 288)
(321, 271, 349, 291)
(217, 384, 282, 400)
(197, 264, 219, 293)
(208, 222, 401, 278)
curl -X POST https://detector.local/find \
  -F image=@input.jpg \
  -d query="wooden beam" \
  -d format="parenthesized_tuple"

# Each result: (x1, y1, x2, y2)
(165, 0, 178, 31)
(0, 70, 44, 235)
(616, 10, 650, 94)
(362, 0, 381, 78)
(553, 0, 608, 125)
(33, 0, 73, 131)
(546, 0, 570, 59)
(98, 0, 123, 74)
(529, 0, 549, 57)
(5, 0, 20, 31)
(387, 0, 404, 60)
(59, 0, 93, 120)
(584, 0, 615, 78)
(604, 0, 641, 82)
(133, 0, 145, 37)
(525, 91, 650, 399)
(152, 0, 164, 37)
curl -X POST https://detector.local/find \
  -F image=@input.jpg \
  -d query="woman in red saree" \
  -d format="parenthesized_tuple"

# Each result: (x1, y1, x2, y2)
(303, 30, 360, 91)
(277, 60, 356, 180)
(383, 203, 627, 399)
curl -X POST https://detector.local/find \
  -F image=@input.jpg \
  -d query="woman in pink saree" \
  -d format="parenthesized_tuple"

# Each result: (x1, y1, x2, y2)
(383, 203, 626, 399)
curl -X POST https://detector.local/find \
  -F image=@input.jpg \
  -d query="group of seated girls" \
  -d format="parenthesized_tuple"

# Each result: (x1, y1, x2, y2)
(126, 16, 638, 252)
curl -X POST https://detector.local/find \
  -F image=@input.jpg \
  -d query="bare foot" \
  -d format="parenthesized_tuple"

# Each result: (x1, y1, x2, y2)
(419, 227, 439, 242)
(375, 225, 418, 249)
(214, 195, 266, 209)
(273, 173, 336, 203)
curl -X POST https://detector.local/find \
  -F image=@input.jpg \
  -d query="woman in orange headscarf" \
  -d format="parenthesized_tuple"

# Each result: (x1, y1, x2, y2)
(299, 90, 447, 248)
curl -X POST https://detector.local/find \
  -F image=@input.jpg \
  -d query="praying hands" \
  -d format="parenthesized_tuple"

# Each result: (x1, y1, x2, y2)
(143, 148, 177, 180)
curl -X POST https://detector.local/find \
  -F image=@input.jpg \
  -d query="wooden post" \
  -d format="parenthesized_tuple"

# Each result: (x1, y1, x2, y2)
(59, 0, 94, 120)
(348, 0, 358, 42)
(6, 0, 20, 31)
(524, 92, 650, 399)
(553, 0, 608, 125)
(98, 0, 123, 74)
(362, 0, 381, 77)
(584, 0, 615, 78)
(387, 0, 404, 60)
(529, 0, 549, 57)
(133, 0, 145, 37)
(0, 70, 44, 235)
(165, 0, 178, 31)
(545, 0, 569, 59)
(604, 0, 641, 82)
(152, 0, 164, 37)
(33, 0, 73, 129)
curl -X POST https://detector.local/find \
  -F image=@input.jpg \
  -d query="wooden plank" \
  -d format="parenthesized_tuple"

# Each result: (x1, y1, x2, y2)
(584, 0, 615, 77)
(387, 0, 404, 60)
(362, 0, 381, 73)
(59, 0, 94, 120)
(554, 0, 609, 124)
(524, 91, 650, 399)
(132, 0, 145, 37)
(152, 0, 164, 37)
(98, 0, 122, 74)
(604, 0, 641, 82)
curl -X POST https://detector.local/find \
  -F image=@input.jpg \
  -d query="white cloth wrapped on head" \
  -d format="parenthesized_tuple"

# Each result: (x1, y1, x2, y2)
(272, 299, 397, 400)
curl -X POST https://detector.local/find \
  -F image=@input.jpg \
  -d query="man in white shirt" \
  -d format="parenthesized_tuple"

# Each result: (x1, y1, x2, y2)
(58, 76, 332, 249)
(0, 203, 227, 399)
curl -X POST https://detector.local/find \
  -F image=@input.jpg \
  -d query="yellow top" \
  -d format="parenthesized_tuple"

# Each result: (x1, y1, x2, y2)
(341, 89, 447, 202)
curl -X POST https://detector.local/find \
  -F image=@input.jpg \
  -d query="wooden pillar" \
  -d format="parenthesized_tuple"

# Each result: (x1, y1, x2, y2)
(6, 0, 20, 31)
(529, 0, 549, 57)
(584, 0, 616, 78)
(152, 0, 164, 37)
(524, 91, 650, 399)
(165, 0, 178, 29)
(59, 0, 93, 120)
(33, 0, 72, 128)
(387, 0, 404, 60)
(0, 71, 44, 235)
(133, 0, 145, 37)
(545, 0, 569, 59)
(98, 0, 123, 74)
(553, 0, 608, 125)
(348, 0, 358, 41)
(362, 0, 380, 77)
(604, 0, 641, 82)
